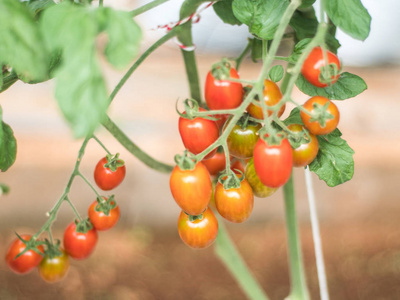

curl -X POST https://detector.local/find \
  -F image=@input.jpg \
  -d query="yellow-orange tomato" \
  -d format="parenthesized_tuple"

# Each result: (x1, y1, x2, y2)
(245, 158, 278, 198)
(247, 80, 285, 119)
(38, 250, 70, 283)
(288, 124, 319, 167)
(177, 207, 219, 249)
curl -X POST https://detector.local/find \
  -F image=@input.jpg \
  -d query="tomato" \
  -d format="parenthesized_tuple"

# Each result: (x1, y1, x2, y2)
(301, 47, 341, 88)
(205, 67, 243, 110)
(288, 124, 319, 167)
(300, 96, 340, 135)
(170, 162, 212, 216)
(177, 207, 218, 249)
(245, 158, 277, 198)
(38, 249, 70, 283)
(94, 157, 126, 191)
(63, 222, 98, 260)
(214, 177, 254, 223)
(253, 137, 293, 188)
(247, 80, 285, 119)
(88, 198, 120, 231)
(179, 108, 219, 159)
(202, 152, 226, 176)
(215, 114, 229, 130)
(230, 158, 245, 174)
(5, 234, 44, 274)
(226, 120, 261, 159)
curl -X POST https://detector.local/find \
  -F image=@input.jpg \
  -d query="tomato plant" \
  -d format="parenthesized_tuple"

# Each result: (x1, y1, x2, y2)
(94, 156, 126, 191)
(300, 96, 340, 135)
(288, 124, 319, 167)
(177, 207, 219, 249)
(301, 47, 341, 88)
(88, 197, 121, 231)
(5, 235, 44, 274)
(38, 249, 70, 283)
(63, 221, 98, 260)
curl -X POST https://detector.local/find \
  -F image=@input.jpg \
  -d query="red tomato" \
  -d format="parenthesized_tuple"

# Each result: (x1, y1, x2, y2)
(253, 137, 293, 188)
(300, 96, 340, 135)
(5, 235, 44, 274)
(245, 158, 278, 198)
(247, 80, 285, 119)
(301, 47, 341, 88)
(177, 207, 218, 249)
(38, 249, 70, 283)
(88, 199, 120, 231)
(230, 159, 245, 174)
(288, 124, 319, 167)
(215, 114, 229, 130)
(63, 222, 98, 260)
(214, 177, 254, 223)
(205, 67, 243, 110)
(202, 152, 226, 176)
(170, 162, 212, 216)
(179, 108, 219, 159)
(94, 157, 126, 191)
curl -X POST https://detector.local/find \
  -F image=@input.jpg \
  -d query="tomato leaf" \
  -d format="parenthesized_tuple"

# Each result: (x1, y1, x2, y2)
(309, 129, 354, 187)
(325, 0, 371, 41)
(295, 72, 367, 100)
(299, 0, 316, 9)
(0, 0, 48, 82)
(269, 65, 284, 82)
(213, 0, 242, 25)
(0, 107, 17, 172)
(0, 183, 10, 195)
(27, 0, 55, 17)
(283, 107, 302, 126)
(232, 0, 289, 40)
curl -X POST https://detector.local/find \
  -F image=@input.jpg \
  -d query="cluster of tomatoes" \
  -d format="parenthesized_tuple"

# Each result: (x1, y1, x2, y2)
(170, 47, 341, 249)
(5, 154, 126, 282)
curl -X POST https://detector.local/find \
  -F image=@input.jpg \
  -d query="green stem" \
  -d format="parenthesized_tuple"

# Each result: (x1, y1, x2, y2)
(93, 135, 112, 155)
(283, 174, 310, 300)
(235, 40, 252, 71)
(215, 218, 269, 300)
(101, 115, 173, 173)
(130, 0, 170, 17)
(78, 172, 102, 199)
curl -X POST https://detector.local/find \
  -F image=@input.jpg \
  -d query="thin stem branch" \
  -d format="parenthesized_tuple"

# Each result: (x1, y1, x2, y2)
(235, 40, 252, 71)
(130, 0, 170, 17)
(93, 135, 112, 155)
(78, 172, 102, 199)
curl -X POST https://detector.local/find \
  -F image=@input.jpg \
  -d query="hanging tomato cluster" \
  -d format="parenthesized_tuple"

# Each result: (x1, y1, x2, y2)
(170, 49, 341, 249)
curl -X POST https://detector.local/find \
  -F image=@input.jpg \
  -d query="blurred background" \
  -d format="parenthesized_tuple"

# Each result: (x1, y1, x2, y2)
(1, 0, 400, 299)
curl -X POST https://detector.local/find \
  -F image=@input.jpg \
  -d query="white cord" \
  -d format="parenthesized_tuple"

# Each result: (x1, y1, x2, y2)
(305, 167, 329, 300)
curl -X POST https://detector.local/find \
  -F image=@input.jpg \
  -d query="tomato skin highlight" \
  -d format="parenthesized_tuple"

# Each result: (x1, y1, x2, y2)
(38, 249, 70, 283)
(214, 178, 254, 223)
(63, 222, 98, 260)
(178, 207, 218, 249)
(5, 235, 44, 274)
(247, 80, 285, 119)
(300, 96, 340, 136)
(226, 122, 262, 159)
(253, 138, 293, 188)
(94, 157, 126, 191)
(301, 47, 341, 88)
(287, 124, 319, 167)
(205, 68, 243, 110)
(179, 108, 219, 159)
(88, 199, 121, 231)
(245, 158, 278, 198)
(170, 162, 212, 216)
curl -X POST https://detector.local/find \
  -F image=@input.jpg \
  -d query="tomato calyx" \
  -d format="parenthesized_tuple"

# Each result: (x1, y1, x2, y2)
(94, 195, 117, 216)
(319, 62, 341, 86)
(74, 218, 94, 234)
(176, 98, 217, 121)
(183, 210, 205, 222)
(307, 101, 334, 128)
(42, 239, 63, 259)
(258, 127, 286, 146)
(13, 232, 45, 259)
(287, 125, 312, 149)
(210, 58, 232, 80)
(103, 153, 125, 172)
(218, 169, 244, 190)
(174, 150, 197, 171)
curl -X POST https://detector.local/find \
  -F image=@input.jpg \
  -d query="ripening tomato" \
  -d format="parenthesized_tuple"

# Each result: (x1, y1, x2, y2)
(63, 222, 98, 260)
(247, 80, 285, 119)
(88, 199, 120, 231)
(300, 96, 340, 135)
(202, 152, 226, 176)
(5, 235, 44, 274)
(214, 177, 254, 223)
(179, 108, 219, 159)
(301, 47, 341, 88)
(288, 124, 319, 167)
(178, 207, 218, 249)
(94, 157, 126, 191)
(253, 137, 293, 188)
(215, 114, 229, 130)
(230, 159, 245, 174)
(38, 249, 70, 283)
(205, 67, 243, 110)
(226, 121, 262, 159)
(170, 162, 212, 216)
(245, 158, 278, 198)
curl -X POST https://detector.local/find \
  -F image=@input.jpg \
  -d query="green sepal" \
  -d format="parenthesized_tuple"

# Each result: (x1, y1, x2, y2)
(95, 195, 117, 216)
(13, 232, 44, 259)
(104, 153, 125, 172)
(43, 238, 62, 259)
(210, 58, 232, 80)
(174, 150, 197, 171)
(218, 169, 243, 190)
(187, 212, 205, 222)
(308, 101, 334, 128)
(74, 218, 93, 234)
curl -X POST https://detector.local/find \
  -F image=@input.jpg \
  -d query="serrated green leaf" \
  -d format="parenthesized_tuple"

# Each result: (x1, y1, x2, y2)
(309, 129, 354, 187)
(232, 0, 289, 40)
(213, 0, 242, 25)
(0, 106, 17, 172)
(269, 65, 284, 82)
(299, 0, 316, 9)
(0, 0, 48, 82)
(283, 107, 303, 126)
(288, 38, 312, 64)
(325, 0, 371, 41)
(295, 72, 367, 100)
(0, 71, 19, 93)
